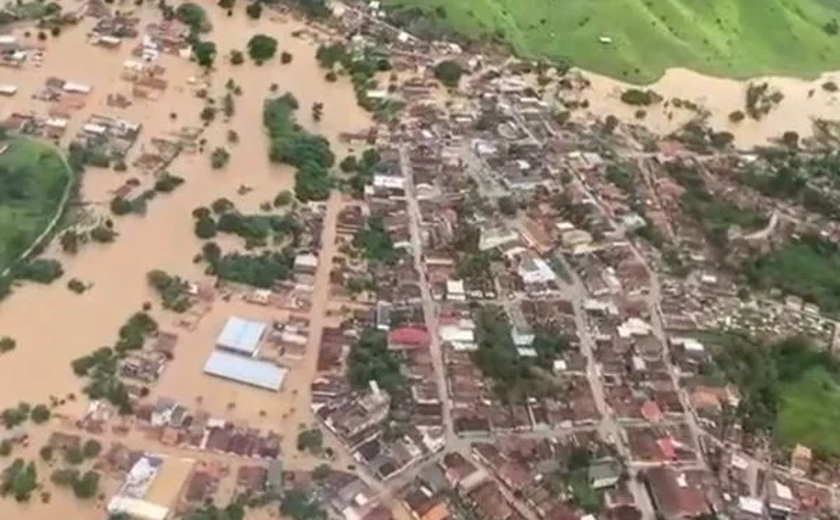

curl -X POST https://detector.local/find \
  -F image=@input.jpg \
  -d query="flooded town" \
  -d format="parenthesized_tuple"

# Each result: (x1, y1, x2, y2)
(2, 1, 840, 520)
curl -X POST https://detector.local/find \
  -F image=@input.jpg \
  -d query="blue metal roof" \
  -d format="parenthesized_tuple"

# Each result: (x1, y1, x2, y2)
(203, 351, 287, 391)
(215, 316, 267, 355)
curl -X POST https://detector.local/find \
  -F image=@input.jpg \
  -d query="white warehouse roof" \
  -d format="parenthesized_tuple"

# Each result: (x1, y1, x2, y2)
(203, 351, 287, 391)
(215, 316, 267, 356)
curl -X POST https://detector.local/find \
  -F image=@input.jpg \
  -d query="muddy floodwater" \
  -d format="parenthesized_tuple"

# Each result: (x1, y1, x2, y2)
(0, 2, 368, 517)
(571, 67, 840, 148)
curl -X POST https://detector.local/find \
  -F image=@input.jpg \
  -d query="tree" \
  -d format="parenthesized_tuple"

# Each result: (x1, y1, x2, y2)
(195, 217, 217, 239)
(50, 468, 79, 487)
(15, 259, 63, 284)
(193, 40, 217, 68)
(281, 489, 327, 520)
(312, 463, 331, 481)
(72, 470, 99, 499)
(273, 190, 294, 207)
(223, 92, 235, 118)
(175, 2, 208, 32)
(312, 102, 324, 122)
(245, 0, 262, 19)
(497, 196, 518, 216)
(247, 34, 278, 62)
(0, 336, 16, 353)
(2, 460, 37, 502)
(339, 155, 358, 173)
(433, 60, 465, 88)
(230, 49, 244, 65)
(64, 446, 84, 465)
(38, 446, 53, 462)
(60, 230, 80, 254)
(82, 439, 102, 459)
(201, 241, 222, 264)
(30, 404, 50, 424)
(347, 329, 404, 393)
(296, 428, 323, 454)
(211, 147, 231, 169)
(217, 0, 234, 8)
(0, 441, 11, 457)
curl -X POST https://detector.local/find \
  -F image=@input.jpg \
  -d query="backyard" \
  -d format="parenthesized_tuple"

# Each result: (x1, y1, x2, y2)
(382, 0, 840, 82)
(0, 138, 72, 271)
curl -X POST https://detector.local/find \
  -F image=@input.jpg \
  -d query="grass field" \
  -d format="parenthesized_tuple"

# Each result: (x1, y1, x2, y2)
(382, 0, 840, 82)
(778, 367, 840, 455)
(0, 138, 71, 270)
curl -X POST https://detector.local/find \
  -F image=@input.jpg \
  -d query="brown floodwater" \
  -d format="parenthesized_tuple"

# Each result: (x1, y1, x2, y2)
(0, 2, 368, 517)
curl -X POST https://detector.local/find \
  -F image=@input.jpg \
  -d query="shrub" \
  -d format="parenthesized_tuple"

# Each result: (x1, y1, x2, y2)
(620, 88, 657, 106)
(211, 147, 230, 169)
(728, 110, 745, 123)
(823, 81, 838, 92)
(230, 50, 244, 65)
(67, 278, 87, 294)
(280, 51, 293, 64)
(39, 446, 53, 462)
(0, 336, 15, 354)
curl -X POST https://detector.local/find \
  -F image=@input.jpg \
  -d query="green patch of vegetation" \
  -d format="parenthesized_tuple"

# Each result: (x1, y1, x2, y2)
(0, 458, 38, 502)
(665, 162, 765, 251)
(708, 333, 840, 456)
(263, 93, 336, 202)
(0, 139, 71, 272)
(175, 2, 211, 32)
(1, 403, 31, 429)
(340, 149, 381, 198)
(184, 501, 247, 520)
(353, 216, 399, 265)
(147, 270, 193, 313)
(247, 34, 278, 62)
(14, 258, 63, 284)
(744, 234, 840, 315)
(379, 0, 840, 83)
(472, 305, 563, 402)
(347, 329, 405, 395)
(315, 42, 402, 121)
(209, 250, 295, 289)
(296, 428, 324, 455)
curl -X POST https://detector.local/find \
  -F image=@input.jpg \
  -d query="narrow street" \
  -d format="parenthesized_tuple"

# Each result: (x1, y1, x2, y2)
(399, 145, 456, 445)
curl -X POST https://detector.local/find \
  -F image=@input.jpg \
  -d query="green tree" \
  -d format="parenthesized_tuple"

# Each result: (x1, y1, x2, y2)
(296, 428, 323, 454)
(245, 1, 262, 19)
(193, 40, 217, 68)
(30, 404, 50, 424)
(82, 439, 102, 459)
(312, 463, 331, 481)
(211, 147, 231, 169)
(433, 60, 465, 88)
(72, 470, 99, 499)
(247, 34, 278, 62)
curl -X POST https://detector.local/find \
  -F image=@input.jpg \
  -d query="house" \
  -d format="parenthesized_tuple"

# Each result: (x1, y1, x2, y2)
(640, 401, 663, 423)
(790, 444, 812, 477)
(588, 459, 621, 489)
(644, 467, 711, 520)
(388, 327, 431, 350)
(294, 254, 319, 275)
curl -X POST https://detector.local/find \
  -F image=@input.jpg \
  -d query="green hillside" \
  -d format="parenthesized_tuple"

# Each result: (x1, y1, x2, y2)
(382, 0, 840, 83)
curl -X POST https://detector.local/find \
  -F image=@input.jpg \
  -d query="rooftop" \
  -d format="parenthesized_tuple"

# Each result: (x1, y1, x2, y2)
(203, 351, 287, 391)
